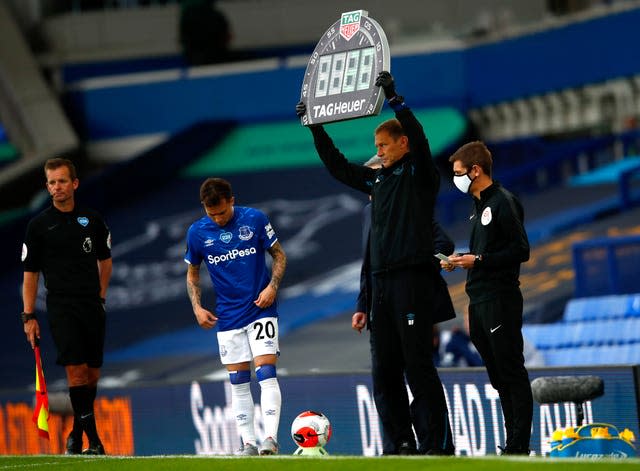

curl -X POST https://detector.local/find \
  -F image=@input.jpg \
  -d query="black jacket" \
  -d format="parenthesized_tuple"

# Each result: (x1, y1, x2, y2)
(311, 107, 440, 273)
(356, 207, 456, 324)
(466, 182, 530, 304)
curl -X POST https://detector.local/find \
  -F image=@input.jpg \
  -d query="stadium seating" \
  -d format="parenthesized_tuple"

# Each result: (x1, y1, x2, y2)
(543, 343, 640, 366)
(564, 294, 640, 322)
(3, 1, 640, 391)
(523, 293, 640, 366)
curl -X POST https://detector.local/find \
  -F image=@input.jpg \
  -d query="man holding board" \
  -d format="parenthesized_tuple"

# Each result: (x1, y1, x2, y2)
(296, 60, 454, 453)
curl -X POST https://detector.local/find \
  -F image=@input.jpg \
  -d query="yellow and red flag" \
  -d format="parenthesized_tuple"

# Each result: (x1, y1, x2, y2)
(32, 342, 50, 439)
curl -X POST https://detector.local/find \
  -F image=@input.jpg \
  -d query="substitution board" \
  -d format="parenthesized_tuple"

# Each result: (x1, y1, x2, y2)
(299, 10, 390, 126)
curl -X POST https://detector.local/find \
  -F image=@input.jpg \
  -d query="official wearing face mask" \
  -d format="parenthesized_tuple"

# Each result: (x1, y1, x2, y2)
(452, 166, 478, 194)
(442, 141, 533, 456)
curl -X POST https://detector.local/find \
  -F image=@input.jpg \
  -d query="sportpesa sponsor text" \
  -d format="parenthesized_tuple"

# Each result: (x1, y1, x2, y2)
(207, 247, 257, 265)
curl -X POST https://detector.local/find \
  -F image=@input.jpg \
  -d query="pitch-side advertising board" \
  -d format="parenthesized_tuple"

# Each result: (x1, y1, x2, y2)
(1, 365, 638, 456)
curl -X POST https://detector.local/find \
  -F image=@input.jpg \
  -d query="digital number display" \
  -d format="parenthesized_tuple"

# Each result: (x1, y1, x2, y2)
(314, 47, 375, 98)
(299, 10, 389, 125)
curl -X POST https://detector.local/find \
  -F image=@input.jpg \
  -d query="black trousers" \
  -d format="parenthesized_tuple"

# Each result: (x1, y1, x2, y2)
(370, 267, 453, 454)
(468, 291, 533, 451)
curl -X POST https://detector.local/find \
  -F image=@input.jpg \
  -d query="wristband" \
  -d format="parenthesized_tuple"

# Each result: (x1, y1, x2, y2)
(388, 95, 408, 111)
(21, 312, 37, 323)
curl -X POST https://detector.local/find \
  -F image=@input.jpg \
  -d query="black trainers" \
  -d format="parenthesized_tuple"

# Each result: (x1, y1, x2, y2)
(65, 433, 82, 455)
(82, 442, 106, 455)
(398, 441, 418, 455)
(498, 445, 530, 456)
(424, 447, 455, 456)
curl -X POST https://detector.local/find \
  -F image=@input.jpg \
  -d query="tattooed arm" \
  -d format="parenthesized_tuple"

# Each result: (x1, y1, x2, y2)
(254, 241, 287, 308)
(186, 263, 217, 329)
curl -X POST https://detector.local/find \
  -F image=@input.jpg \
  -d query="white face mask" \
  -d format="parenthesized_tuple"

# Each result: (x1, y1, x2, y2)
(453, 172, 475, 193)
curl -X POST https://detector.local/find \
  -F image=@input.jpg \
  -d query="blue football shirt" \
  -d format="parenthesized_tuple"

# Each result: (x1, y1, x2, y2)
(184, 206, 279, 331)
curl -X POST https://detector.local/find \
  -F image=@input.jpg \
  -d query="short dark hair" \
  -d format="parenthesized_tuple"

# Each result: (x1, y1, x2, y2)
(374, 119, 405, 140)
(200, 177, 233, 206)
(448, 141, 493, 177)
(44, 158, 77, 180)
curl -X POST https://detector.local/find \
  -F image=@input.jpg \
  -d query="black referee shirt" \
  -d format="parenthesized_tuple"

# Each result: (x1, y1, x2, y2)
(466, 182, 530, 304)
(22, 205, 111, 298)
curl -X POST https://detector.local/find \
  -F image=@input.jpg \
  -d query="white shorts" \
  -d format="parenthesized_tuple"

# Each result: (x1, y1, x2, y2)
(217, 317, 280, 365)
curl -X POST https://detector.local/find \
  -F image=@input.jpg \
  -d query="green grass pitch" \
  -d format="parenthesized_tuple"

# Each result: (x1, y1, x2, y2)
(1, 455, 639, 470)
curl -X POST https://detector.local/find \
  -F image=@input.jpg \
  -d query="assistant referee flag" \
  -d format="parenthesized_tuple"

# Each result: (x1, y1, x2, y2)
(33, 341, 50, 439)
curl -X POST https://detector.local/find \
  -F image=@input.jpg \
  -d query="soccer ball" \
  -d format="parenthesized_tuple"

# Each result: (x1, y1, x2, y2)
(291, 410, 332, 448)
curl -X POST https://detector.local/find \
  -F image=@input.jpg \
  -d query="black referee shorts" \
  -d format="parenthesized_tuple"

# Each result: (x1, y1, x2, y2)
(46, 296, 106, 368)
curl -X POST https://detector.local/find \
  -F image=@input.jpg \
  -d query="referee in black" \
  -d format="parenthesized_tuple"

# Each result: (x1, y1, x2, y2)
(21, 158, 112, 455)
(296, 72, 454, 455)
(444, 141, 532, 455)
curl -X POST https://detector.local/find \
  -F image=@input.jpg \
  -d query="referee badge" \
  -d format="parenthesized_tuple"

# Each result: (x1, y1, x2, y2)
(481, 207, 492, 226)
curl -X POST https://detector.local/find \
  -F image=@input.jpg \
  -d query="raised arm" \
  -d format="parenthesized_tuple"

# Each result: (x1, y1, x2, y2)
(376, 71, 438, 187)
(296, 101, 374, 194)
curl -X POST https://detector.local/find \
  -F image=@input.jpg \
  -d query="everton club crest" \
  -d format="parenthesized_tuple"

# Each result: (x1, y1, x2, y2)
(299, 10, 390, 126)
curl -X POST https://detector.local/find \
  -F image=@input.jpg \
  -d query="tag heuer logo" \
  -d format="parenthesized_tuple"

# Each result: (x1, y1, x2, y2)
(340, 10, 362, 41)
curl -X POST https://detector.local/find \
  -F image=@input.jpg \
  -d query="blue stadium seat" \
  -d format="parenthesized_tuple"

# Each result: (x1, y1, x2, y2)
(565, 322, 586, 347)
(523, 324, 568, 349)
(625, 342, 640, 363)
(584, 319, 617, 346)
(525, 310, 640, 355)
(564, 294, 640, 322)
(625, 294, 640, 317)
(522, 324, 543, 347)
(603, 344, 634, 364)
(619, 318, 640, 344)
(542, 348, 568, 366)
(577, 346, 601, 365)
(541, 342, 640, 366)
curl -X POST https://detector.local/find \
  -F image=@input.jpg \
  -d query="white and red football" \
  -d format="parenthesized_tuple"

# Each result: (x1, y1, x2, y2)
(291, 410, 332, 448)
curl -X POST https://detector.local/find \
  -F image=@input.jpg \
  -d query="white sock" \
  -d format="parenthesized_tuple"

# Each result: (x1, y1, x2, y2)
(231, 381, 256, 445)
(259, 377, 281, 441)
